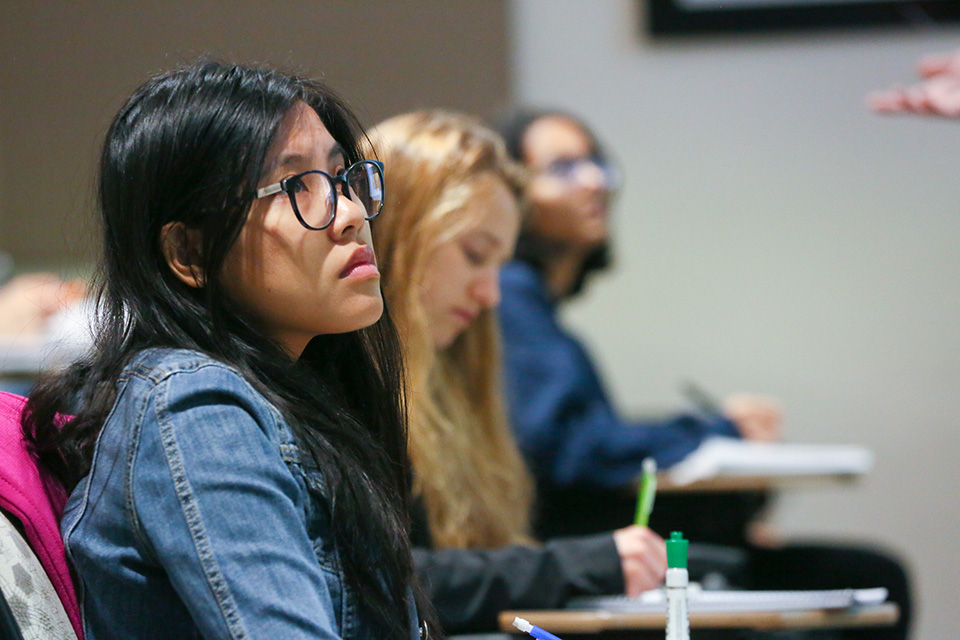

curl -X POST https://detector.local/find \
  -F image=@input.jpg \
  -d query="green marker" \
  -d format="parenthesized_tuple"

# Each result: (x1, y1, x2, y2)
(666, 531, 690, 640)
(634, 457, 657, 527)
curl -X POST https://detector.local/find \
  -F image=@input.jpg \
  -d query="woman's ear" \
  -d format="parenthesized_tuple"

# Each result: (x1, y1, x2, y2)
(160, 221, 205, 288)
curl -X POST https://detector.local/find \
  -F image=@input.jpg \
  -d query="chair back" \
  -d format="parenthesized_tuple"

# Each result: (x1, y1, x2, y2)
(0, 511, 77, 639)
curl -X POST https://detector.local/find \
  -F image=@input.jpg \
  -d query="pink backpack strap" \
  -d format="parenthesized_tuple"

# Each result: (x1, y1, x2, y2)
(0, 391, 83, 639)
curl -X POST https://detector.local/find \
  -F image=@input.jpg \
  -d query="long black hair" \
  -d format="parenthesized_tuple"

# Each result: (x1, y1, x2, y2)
(497, 108, 611, 299)
(23, 61, 433, 638)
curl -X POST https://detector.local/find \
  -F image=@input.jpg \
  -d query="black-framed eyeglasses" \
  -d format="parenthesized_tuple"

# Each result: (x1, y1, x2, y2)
(255, 159, 384, 230)
(542, 156, 621, 192)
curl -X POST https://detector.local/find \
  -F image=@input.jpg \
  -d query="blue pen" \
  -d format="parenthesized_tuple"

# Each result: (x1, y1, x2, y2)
(513, 617, 565, 640)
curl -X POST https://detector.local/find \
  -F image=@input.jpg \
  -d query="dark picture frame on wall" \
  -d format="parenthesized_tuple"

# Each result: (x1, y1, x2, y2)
(648, 0, 960, 35)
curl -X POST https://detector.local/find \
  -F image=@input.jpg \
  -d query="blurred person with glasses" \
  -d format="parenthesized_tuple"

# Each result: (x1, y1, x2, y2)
(496, 110, 911, 640)
(497, 110, 779, 505)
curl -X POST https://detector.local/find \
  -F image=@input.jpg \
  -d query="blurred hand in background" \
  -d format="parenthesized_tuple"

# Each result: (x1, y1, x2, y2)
(867, 49, 960, 118)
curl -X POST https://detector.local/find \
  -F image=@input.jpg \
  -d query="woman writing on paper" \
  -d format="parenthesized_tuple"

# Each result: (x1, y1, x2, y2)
(368, 111, 667, 634)
(496, 109, 781, 538)
(496, 109, 911, 640)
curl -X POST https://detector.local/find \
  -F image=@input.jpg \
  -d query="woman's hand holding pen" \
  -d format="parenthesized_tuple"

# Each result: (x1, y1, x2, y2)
(612, 525, 667, 596)
(723, 394, 782, 442)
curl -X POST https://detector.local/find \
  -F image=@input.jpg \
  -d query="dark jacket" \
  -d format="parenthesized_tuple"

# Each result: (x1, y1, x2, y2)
(499, 260, 739, 490)
(410, 499, 623, 634)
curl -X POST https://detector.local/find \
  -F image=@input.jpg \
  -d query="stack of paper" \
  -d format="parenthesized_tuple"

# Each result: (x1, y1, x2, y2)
(567, 587, 888, 613)
(667, 437, 874, 485)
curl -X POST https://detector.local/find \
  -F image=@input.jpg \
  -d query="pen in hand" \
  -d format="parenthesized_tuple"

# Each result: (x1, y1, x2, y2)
(682, 380, 723, 419)
(685, 380, 783, 441)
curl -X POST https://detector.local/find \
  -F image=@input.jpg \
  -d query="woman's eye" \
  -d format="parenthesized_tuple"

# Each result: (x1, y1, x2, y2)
(547, 158, 577, 177)
(462, 245, 487, 266)
(284, 177, 306, 194)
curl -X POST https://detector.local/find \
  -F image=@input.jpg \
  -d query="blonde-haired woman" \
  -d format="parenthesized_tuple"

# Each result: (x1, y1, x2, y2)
(368, 111, 667, 634)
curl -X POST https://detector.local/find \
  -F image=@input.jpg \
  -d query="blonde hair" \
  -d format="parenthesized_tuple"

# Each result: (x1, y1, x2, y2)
(368, 111, 535, 549)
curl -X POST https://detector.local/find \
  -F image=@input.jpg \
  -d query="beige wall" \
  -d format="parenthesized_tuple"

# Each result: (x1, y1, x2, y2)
(509, 2, 959, 638)
(0, 1, 510, 270)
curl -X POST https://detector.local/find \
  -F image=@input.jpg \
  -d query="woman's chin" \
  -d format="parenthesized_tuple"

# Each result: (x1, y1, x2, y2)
(432, 326, 462, 351)
(356, 299, 386, 330)
(327, 296, 385, 334)
(582, 222, 609, 247)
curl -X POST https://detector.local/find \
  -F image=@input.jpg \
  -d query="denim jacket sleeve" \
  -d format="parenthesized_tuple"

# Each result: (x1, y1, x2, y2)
(128, 362, 342, 639)
(499, 262, 739, 489)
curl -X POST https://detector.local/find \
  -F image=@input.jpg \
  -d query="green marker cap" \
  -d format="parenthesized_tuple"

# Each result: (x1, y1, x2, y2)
(666, 531, 688, 569)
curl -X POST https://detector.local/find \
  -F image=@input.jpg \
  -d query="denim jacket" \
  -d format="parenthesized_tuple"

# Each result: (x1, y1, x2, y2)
(61, 348, 419, 640)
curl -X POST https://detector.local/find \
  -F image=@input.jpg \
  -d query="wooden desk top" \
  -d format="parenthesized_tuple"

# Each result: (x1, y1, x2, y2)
(655, 472, 862, 493)
(498, 603, 898, 633)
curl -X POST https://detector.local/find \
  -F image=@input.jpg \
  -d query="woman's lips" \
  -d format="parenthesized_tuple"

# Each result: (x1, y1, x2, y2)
(340, 246, 379, 279)
(452, 308, 477, 325)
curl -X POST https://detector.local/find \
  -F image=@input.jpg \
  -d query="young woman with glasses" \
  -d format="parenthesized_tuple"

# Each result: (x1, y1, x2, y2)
(23, 61, 434, 640)
(367, 111, 667, 634)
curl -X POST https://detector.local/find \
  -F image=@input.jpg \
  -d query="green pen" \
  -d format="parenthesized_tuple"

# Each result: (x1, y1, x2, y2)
(634, 457, 657, 527)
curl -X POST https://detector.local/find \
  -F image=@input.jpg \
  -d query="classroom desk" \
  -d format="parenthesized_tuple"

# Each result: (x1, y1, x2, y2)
(498, 603, 899, 634)
(655, 472, 862, 493)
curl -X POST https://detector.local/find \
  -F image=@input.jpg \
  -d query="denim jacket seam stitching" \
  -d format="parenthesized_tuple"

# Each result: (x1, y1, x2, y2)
(125, 384, 159, 558)
(151, 359, 287, 431)
(154, 376, 250, 640)
(62, 373, 133, 636)
(278, 442, 301, 465)
(341, 577, 355, 639)
(130, 353, 289, 441)
(132, 359, 228, 384)
(127, 350, 238, 381)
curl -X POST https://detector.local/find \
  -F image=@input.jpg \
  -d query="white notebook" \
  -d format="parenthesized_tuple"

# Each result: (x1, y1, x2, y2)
(567, 587, 888, 613)
(667, 437, 874, 485)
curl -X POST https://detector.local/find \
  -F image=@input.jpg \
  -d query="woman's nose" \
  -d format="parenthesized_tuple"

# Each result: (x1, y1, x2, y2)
(329, 189, 367, 238)
(576, 161, 607, 191)
(472, 270, 501, 309)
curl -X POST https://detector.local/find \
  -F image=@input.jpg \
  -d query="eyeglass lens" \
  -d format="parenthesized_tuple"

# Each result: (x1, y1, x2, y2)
(289, 161, 383, 229)
(546, 157, 620, 190)
(346, 162, 384, 220)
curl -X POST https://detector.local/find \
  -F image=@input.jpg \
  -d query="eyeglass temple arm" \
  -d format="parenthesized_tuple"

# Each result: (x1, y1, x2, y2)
(256, 182, 283, 199)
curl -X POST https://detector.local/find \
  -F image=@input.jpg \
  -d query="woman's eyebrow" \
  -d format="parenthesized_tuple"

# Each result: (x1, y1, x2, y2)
(328, 144, 347, 163)
(265, 144, 347, 177)
(468, 230, 503, 248)
(265, 153, 309, 176)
